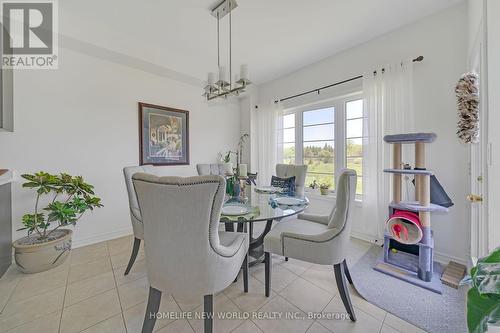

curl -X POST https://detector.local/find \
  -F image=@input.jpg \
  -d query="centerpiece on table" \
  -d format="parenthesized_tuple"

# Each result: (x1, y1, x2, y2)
(12, 172, 103, 273)
(223, 133, 253, 198)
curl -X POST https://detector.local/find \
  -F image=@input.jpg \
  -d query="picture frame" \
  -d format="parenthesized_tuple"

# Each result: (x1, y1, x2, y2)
(139, 102, 190, 166)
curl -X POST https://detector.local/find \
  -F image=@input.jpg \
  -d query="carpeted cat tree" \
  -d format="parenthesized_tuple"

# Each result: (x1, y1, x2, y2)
(374, 133, 450, 294)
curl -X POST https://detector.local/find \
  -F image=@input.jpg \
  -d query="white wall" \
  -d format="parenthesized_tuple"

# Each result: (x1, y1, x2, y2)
(254, 3, 469, 263)
(486, 0, 500, 251)
(0, 47, 240, 247)
(468, 0, 484, 56)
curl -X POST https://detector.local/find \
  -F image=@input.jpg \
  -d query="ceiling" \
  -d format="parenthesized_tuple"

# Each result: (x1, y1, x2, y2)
(60, 0, 464, 85)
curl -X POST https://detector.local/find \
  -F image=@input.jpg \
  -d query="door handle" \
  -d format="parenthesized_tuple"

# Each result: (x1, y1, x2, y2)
(467, 194, 483, 203)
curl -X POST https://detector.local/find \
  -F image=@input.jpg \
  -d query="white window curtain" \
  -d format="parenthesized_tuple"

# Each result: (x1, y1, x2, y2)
(256, 101, 284, 186)
(362, 60, 414, 239)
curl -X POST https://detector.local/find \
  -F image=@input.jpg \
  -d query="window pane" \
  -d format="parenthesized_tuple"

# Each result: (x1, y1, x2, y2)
(347, 157, 362, 177)
(346, 99, 363, 119)
(346, 118, 363, 138)
(303, 141, 334, 158)
(283, 128, 295, 143)
(283, 114, 295, 128)
(346, 138, 362, 157)
(356, 177, 363, 195)
(303, 123, 334, 141)
(304, 158, 334, 174)
(303, 107, 334, 126)
(283, 143, 295, 164)
(346, 156, 363, 195)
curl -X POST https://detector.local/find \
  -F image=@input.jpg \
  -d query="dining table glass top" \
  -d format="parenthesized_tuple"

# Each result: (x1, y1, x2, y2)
(220, 185, 309, 223)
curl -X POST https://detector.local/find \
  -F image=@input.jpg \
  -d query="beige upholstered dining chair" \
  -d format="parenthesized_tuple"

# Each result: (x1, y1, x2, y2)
(123, 165, 172, 275)
(196, 163, 233, 176)
(263, 169, 358, 321)
(275, 164, 308, 196)
(132, 174, 249, 333)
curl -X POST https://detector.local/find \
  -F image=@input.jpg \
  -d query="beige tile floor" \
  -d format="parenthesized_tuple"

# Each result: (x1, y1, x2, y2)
(0, 235, 428, 333)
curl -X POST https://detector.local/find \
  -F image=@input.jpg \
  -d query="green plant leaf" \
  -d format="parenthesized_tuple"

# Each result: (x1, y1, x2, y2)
(21, 213, 45, 232)
(68, 197, 89, 214)
(473, 262, 500, 295)
(467, 287, 500, 333)
(471, 248, 500, 294)
(84, 196, 103, 210)
(21, 172, 59, 195)
(44, 201, 77, 224)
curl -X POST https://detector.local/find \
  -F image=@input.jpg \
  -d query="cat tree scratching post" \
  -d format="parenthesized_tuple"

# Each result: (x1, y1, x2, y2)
(374, 133, 448, 294)
(393, 143, 402, 203)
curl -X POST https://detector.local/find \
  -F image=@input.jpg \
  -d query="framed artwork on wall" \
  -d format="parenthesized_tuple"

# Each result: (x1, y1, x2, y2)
(139, 102, 190, 166)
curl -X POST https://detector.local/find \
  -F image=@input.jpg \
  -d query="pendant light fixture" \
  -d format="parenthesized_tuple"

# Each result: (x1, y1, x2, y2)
(203, 0, 251, 101)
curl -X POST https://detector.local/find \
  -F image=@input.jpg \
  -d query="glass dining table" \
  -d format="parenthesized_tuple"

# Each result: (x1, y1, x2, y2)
(220, 185, 309, 266)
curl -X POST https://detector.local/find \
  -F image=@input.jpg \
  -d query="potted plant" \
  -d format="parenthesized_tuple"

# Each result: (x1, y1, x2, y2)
(13, 172, 103, 273)
(308, 180, 319, 195)
(319, 183, 331, 196)
(461, 247, 500, 333)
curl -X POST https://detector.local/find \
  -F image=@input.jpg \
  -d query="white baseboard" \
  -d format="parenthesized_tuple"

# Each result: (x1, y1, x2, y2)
(434, 251, 468, 267)
(350, 232, 468, 267)
(351, 231, 383, 246)
(72, 227, 133, 248)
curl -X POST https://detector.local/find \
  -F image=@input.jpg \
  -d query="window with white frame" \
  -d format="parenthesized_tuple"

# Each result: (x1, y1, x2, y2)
(303, 107, 335, 189)
(280, 92, 364, 196)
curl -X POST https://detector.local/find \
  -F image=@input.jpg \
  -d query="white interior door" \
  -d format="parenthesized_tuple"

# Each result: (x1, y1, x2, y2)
(468, 26, 489, 264)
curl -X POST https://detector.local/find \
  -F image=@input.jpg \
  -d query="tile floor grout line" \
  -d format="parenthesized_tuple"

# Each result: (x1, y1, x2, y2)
(248, 319, 264, 333)
(57, 259, 71, 333)
(229, 318, 247, 332)
(278, 285, 334, 316)
(331, 293, 384, 323)
(171, 294, 196, 333)
(381, 311, 389, 330)
(226, 297, 250, 333)
(62, 275, 116, 308)
(382, 312, 410, 333)
(0, 277, 20, 314)
(304, 319, 316, 333)
(297, 269, 338, 295)
(74, 313, 121, 333)
(165, 318, 194, 333)
(250, 265, 299, 293)
(5, 274, 69, 305)
(66, 257, 114, 286)
(315, 320, 335, 333)
(0, 309, 62, 333)
(107, 241, 130, 333)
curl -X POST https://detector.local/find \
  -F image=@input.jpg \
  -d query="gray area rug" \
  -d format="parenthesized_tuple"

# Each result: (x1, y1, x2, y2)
(350, 245, 467, 333)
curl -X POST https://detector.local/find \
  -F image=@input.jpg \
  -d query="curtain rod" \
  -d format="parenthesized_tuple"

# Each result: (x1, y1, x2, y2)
(274, 55, 424, 104)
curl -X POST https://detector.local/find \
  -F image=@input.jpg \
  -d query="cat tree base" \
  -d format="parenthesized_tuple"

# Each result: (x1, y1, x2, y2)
(374, 255, 443, 294)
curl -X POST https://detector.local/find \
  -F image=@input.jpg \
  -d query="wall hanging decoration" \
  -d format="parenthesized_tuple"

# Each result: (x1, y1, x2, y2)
(455, 72, 479, 143)
(139, 102, 190, 166)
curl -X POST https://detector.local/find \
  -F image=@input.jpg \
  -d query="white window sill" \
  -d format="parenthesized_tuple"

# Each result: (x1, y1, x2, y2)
(305, 189, 363, 207)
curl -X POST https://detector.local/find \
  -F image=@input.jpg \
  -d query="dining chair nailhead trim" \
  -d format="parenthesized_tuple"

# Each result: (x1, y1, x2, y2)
(132, 176, 245, 258)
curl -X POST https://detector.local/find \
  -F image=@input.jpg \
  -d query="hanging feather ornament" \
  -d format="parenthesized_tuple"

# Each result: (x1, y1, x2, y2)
(455, 72, 479, 143)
